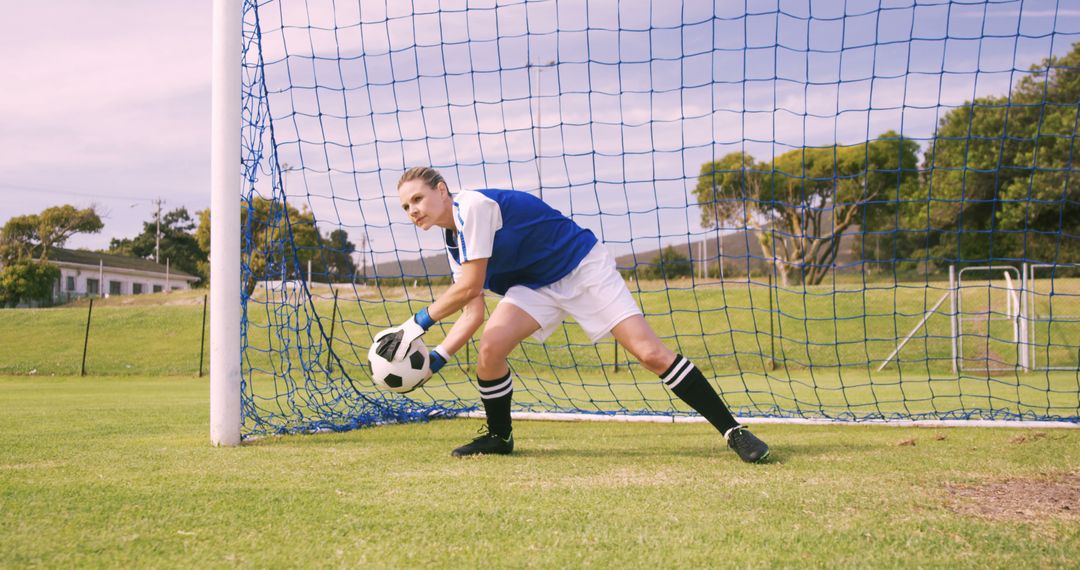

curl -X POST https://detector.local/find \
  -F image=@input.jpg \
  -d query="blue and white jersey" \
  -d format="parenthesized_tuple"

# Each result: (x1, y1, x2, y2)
(445, 189, 598, 295)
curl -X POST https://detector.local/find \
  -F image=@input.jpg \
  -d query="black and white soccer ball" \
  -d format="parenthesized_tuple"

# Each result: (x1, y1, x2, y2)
(368, 338, 431, 394)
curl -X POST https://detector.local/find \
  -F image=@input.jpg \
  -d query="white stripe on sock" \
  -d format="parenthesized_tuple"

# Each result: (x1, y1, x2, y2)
(479, 375, 513, 398)
(666, 362, 695, 390)
(481, 384, 513, 400)
(661, 357, 690, 386)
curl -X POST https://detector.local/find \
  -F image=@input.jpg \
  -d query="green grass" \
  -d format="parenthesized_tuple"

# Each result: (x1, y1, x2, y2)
(293, 277, 1080, 375)
(2, 282, 1076, 434)
(0, 292, 208, 376)
(4, 279, 1076, 378)
(1, 375, 1077, 567)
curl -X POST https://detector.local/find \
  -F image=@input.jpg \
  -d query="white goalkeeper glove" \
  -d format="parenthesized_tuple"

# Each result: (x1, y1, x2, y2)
(374, 307, 436, 362)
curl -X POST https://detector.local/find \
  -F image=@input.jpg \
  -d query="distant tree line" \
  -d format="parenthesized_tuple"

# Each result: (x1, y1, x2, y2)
(195, 197, 357, 296)
(0, 195, 361, 305)
(109, 207, 206, 284)
(694, 42, 1080, 286)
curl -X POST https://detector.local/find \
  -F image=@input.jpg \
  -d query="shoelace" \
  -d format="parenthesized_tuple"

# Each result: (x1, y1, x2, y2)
(471, 426, 513, 444)
(729, 429, 753, 449)
(469, 425, 500, 443)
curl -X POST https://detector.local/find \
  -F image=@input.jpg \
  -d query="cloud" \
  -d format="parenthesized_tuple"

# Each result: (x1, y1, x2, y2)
(5, 0, 1079, 257)
(0, 2, 212, 250)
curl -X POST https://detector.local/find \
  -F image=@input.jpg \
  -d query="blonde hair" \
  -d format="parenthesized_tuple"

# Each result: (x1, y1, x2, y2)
(398, 166, 446, 191)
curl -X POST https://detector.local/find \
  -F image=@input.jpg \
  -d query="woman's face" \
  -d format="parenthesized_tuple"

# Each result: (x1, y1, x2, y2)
(398, 178, 451, 231)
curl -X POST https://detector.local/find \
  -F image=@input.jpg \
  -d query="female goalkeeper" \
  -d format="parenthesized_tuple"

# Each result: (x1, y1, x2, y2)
(374, 166, 770, 462)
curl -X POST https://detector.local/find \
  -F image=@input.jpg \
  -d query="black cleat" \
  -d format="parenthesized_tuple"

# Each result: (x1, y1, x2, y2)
(725, 426, 770, 463)
(451, 429, 514, 457)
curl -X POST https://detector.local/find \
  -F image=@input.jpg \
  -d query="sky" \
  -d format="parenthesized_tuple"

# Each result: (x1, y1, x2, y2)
(2, 0, 1078, 263)
(0, 2, 211, 251)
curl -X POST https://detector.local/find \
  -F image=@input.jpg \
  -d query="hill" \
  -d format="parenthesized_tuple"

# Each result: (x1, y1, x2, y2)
(368, 228, 861, 279)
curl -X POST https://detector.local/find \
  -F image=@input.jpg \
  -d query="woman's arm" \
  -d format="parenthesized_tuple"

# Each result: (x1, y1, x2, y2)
(426, 262, 486, 373)
(437, 291, 486, 355)
(374, 258, 487, 362)
(428, 258, 487, 321)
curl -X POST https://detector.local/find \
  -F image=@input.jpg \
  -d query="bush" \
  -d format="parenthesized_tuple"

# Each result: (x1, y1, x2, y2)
(637, 246, 692, 280)
(0, 261, 59, 307)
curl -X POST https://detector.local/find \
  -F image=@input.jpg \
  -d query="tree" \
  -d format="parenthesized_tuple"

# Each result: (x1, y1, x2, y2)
(0, 205, 102, 307)
(694, 131, 919, 285)
(0, 205, 103, 264)
(321, 229, 357, 281)
(639, 245, 692, 280)
(196, 197, 322, 294)
(919, 42, 1080, 265)
(110, 207, 208, 285)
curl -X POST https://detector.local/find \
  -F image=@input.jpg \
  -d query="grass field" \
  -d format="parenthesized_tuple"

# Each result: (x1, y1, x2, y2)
(1, 288, 1078, 566)
(1, 375, 1078, 568)
(7, 277, 1074, 378)
(3, 283, 1075, 436)
(0, 291, 209, 376)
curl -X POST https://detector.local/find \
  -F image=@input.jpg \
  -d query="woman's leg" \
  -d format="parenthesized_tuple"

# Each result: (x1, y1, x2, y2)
(451, 301, 540, 456)
(476, 301, 541, 379)
(611, 316, 737, 431)
(611, 315, 768, 462)
(608, 315, 676, 374)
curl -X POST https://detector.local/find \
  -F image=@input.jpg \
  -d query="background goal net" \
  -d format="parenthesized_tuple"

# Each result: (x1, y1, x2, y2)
(234, 0, 1079, 438)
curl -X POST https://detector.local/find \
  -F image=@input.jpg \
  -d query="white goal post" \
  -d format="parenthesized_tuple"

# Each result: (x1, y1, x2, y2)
(210, 0, 242, 447)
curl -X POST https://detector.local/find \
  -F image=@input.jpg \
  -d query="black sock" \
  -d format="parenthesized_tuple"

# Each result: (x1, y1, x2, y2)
(660, 355, 739, 434)
(478, 371, 513, 438)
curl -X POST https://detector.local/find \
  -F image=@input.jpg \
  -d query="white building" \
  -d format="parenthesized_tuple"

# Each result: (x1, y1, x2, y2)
(49, 247, 199, 303)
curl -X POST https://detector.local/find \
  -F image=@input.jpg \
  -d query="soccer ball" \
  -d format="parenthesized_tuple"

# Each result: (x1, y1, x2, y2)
(368, 338, 431, 393)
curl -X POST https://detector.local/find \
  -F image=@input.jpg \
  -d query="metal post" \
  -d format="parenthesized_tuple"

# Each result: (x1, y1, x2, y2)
(199, 294, 208, 377)
(1019, 262, 1029, 371)
(154, 197, 163, 263)
(326, 289, 339, 372)
(718, 232, 725, 282)
(1004, 270, 1024, 371)
(210, 0, 242, 447)
(767, 274, 776, 371)
(81, 298, 93, 376)
(533, 60, 554, 200)
(1028, 263, 1037, 370)
(877, 292, 950, 371)
(537, 63, 542, 201)
(360, 232, 368, 281)
(950, 265, 958, 373)
(1027, 262, 1033, 370)
(702, 239, 707, 280)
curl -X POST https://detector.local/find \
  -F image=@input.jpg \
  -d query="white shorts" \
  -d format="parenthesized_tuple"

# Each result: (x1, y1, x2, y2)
(501, 243, 643, 343)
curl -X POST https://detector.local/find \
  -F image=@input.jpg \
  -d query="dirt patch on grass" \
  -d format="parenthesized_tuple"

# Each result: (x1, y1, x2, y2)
(944, 471, 1079, 523)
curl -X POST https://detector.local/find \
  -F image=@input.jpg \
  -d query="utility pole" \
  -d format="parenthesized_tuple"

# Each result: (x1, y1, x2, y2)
(153, 197, 165, 263)
(359, 232, 368, 280)
(533, 60, 555, 200)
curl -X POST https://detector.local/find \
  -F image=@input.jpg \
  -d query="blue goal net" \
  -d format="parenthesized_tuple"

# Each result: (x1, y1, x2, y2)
(238, 0, 1080, 438)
